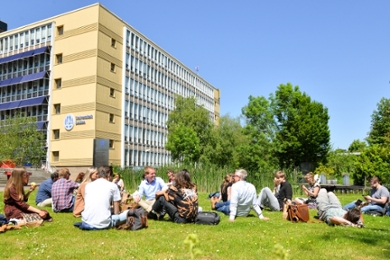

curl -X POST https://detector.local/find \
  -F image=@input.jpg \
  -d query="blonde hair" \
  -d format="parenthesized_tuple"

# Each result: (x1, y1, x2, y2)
(82, 167, 97, 184)
(4, 168, 27, 201)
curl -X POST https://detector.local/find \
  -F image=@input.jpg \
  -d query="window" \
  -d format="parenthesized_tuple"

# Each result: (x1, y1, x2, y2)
(109, 139, 114, 148)
(55, 78, 62, 89)
(56, 54, 62, 64)
(52, 151, 59, 161)
(110, 63, 115, 72)
(111, 38, 116, 48)
(53, 129, 60, 140)
(110, 88, 115, 97)
(109, 113, 114, 123)
(54, 104, 61, 114)
(57, 26, 64, 36)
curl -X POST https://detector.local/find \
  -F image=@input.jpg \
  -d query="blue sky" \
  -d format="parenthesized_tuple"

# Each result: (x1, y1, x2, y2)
(1, 1, 389, 150)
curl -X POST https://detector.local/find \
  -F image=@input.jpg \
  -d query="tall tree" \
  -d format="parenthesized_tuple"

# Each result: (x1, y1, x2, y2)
(366, 97, 390, 146)
(348, 139, 367, 152)
(271, 83, 330, 168)
(166, 96, 213, 164)
(240, 95, 278, 173)
(0, 114, 46, 167)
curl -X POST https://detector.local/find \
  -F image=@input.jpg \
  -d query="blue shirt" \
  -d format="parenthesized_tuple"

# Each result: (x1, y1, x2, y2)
(138, 177, 167, 200)
(35, 178, 54, 205)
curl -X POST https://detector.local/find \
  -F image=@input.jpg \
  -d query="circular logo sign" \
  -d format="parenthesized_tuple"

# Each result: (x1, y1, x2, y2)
(64, 114, 75, 131)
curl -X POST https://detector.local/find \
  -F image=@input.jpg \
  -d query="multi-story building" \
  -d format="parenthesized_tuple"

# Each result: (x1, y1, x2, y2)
(0, 3, 220, 171)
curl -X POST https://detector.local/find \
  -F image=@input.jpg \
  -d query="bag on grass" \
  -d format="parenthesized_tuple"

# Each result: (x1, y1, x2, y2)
(287, 204, 310, 222)
(20, 213, 44, 227)
(195, 212, 220, 225)
(118, 206, 148, 231)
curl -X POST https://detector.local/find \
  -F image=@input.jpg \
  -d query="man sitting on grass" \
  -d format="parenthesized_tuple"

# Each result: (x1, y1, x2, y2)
(229, 169, 266, 221)
(317, 188, 363, 227)
(80, 165, 128, 229)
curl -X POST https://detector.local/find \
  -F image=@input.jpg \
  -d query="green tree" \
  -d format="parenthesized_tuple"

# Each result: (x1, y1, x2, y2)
(271, 83, 330, 168)
(367, 97, 390, 146)
(240, 95, 278, 173)
(0, 114, 46, 167)
(348, 139, 367, 152)
(353, 144, 390, 185)
(166, 96, 212, 164)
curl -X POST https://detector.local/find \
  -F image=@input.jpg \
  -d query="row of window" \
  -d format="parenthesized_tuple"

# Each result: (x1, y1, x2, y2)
(0, 54, 50, 81)
(0, 24, 52, 54)
(124, 125, 166, 148)
(124, 149, 171, 167)
(126, 29, 214, 98)
(125, 101, 168, 127)
(0, 104, 48, 121)
(0, 79, 49, 102)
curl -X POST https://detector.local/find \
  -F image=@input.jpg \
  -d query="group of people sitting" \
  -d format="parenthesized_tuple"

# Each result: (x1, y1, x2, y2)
(2, 166, 389, 230)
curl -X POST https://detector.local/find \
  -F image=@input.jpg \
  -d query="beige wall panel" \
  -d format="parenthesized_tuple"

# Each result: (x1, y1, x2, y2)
(97, 31, 123, 62)
(96, 57, 122, 84)
(54, 6, 100, 32)
(54, 31, 99, 53)
(51, 84, 96, 105)
(50, 139, 94, 159)
(95, 111, 121, 133)
(96, 85, 121, 109)
(98, 6, 125, 43)
(52, 57, 97, 80)
(50, 112, 95, 132)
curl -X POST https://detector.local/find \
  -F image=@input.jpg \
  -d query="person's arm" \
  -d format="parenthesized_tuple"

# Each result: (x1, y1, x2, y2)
(229, 186, 238, 222)
(329, 216, 360, 227)
(363, 195, 387, 204)
(24, 185, 38, 201)
(308, 186, 320, 198)
(113, 201, 120, 215)
(27, 205, 48, 218)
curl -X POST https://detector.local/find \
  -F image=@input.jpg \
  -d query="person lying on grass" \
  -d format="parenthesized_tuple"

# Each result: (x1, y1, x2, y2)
(317, 188, 364, 227)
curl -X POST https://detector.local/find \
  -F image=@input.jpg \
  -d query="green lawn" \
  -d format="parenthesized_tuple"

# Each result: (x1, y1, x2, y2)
(0, 192, 389, 260)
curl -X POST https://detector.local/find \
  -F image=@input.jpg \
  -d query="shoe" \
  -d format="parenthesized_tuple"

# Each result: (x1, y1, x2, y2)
(211, 197, 218, 210)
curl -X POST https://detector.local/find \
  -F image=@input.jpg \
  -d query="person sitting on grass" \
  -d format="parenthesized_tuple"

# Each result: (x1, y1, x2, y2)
(52, 168, 79, 213)
(73, 167, 98, 217)
(3, 168, 52, 224)
(74, 172, 85, 184)
(211, 174, 234, 215)
(295, 172, 320, 209)
(35, 171, 59, 207)
(134, 166, 168, 219)
(151, 170, 198, 223)
(79, 165, 129, 230)
(229, 169, 265, 221)
(343, 176, 389, 215)
(317, 188, 363, 227)
(112, 173, 125, 192)
(256, 171, 293, 220)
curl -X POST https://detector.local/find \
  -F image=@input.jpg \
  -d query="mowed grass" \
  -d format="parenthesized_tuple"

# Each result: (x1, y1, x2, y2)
(0, 192, 389, 260)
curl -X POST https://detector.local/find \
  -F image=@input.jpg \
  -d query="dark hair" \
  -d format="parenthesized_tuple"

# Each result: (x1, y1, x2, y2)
(50, 171, 59, 181)
(98, 165, 112, 178)
(345, 208, 361, 224)
(174, 170, 195, 190)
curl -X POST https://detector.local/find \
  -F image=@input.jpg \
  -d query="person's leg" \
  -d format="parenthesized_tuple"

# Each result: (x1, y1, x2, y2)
(361, 204, 384, 213)
(138, 199, 155, 212)
(111, 210, 129, 227)
(327, 192, 342, 208)
(342, 201, 357, 211)
(37, 198, 53, 207)
(258, 187, 279, 211)
(216, 201, 230, 215)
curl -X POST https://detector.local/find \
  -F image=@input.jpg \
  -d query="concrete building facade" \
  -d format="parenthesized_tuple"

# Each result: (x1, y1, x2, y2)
(0, 3, 220, 171)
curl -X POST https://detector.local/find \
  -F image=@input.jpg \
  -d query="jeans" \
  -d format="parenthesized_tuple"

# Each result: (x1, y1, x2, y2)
(317, 189, 341, 212)
(110, 210, 129, 228)
(343, 201, 384, 213)
(215, 201, 230, 215)
(152, 196, 189, 223)
(257, 187, 280, 211)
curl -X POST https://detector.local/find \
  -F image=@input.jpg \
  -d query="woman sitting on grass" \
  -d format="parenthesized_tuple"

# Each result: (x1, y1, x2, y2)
(295, 172, 320, 209)
(3, 168, 51, 224)
(112, 173, 125, 192)
(151, 170, 198, 223)
(211, 174, 234, 215)
(73, 167, 98, 217)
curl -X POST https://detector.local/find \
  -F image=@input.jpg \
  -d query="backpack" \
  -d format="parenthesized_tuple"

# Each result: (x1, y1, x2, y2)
(118, 207, 148, 231)
(195, 212, 220, 225)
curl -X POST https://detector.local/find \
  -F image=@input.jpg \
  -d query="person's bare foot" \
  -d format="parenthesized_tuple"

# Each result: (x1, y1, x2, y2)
(210, 197, 218, 210)
(260, 217, 270, 221)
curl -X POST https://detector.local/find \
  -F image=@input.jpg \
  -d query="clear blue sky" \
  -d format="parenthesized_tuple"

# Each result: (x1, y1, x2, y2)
(1, 1, 389, 150)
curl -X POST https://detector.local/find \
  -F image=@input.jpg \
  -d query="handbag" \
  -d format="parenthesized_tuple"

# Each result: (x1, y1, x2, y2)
(118, 206, 148, 231)
(195, 212, 220, 225)
(287, 204, 310, 222)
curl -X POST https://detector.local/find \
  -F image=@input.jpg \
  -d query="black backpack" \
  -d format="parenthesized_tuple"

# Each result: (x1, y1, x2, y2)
(118, 207, 148, 231)
(195, 212, 220, 225)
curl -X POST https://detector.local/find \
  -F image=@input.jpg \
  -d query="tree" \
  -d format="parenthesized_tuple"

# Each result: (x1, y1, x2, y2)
(367, 97, 390, 146)
(348, 139, 367, 152)
(240, 95, 278, 173)
(271, 83, 330, 169)
(166, 96, 213, 164)
(0, 114, 46, 167)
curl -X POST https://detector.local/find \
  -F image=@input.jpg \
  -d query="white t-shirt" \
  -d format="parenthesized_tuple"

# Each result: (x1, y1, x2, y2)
(229, 181, 261, 220)
(82, 178, 121, 229)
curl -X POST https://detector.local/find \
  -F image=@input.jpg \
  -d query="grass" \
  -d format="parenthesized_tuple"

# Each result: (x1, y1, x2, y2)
(0, 192, 389, 260)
